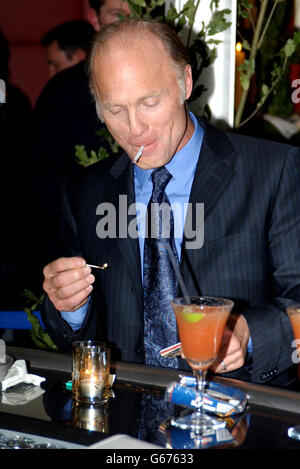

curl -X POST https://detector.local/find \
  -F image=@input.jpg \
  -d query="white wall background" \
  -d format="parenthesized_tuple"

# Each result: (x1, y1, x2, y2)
(167, 0, 237, 129)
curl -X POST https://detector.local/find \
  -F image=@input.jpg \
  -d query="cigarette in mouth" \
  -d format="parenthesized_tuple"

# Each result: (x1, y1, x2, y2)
(133, 146, 144, 163)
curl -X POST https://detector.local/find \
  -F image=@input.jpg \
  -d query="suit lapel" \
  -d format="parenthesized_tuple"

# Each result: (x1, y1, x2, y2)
(180, 118, 237, 294)
(107, 154, 143, 308)
(187, 118, 237, 222)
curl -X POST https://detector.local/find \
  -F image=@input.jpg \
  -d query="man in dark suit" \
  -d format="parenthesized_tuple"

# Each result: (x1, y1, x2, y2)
(42, 20, 300, 388)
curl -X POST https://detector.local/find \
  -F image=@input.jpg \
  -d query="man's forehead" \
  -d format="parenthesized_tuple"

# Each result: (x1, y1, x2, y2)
(95, 31, 166, 64)
(93, 50, 177, 110)
(95, 34, 176, 85)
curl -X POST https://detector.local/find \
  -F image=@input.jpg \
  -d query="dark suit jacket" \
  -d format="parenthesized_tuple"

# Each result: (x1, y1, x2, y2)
(42, 117, 300, 387)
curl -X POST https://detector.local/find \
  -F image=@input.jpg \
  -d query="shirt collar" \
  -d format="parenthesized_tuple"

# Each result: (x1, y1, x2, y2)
(134, 112, 203, 191)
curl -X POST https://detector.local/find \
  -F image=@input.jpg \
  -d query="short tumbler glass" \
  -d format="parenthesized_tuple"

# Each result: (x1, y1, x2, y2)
(72, 341, 110, 405)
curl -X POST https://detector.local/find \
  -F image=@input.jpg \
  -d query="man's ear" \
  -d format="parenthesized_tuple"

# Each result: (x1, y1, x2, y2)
(72, 49, 87, 64)
(184, 65, 193, 101)
(87, 8, 101, 31)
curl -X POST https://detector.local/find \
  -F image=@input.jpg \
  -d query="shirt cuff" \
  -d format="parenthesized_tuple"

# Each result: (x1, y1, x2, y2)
(246, 335, 253, 370)
(247, 336, 252, 354)
(60, 297, 90, 331)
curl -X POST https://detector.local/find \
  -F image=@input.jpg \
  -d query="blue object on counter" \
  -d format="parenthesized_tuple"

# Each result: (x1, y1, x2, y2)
(0, 311, 45, 330)
(166, 425, 234, 449)
(165, 379, 247, 417)
(65, 381, 72, 391)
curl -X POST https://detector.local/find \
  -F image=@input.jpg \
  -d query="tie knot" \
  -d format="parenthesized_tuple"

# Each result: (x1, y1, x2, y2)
(151, 167, 172, 199)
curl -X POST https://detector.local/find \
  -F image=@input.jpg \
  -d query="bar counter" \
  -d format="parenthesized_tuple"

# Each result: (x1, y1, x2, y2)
(1, 346, 300, 451)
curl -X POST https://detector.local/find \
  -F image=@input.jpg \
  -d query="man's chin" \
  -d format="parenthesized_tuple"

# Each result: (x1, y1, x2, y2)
(135, 159, 168, 170)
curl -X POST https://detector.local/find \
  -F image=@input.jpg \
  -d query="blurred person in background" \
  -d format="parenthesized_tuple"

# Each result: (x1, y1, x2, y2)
(27, 0, 131, 291)
(41, 20, 95, 78)
(0, 28, 33, 310)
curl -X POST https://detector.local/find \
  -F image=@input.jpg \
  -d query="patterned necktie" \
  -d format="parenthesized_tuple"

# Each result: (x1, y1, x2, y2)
(143, 166, 179, 368)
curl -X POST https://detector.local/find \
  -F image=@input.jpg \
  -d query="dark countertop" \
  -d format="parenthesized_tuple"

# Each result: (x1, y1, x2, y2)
(1, 346, 300, 450)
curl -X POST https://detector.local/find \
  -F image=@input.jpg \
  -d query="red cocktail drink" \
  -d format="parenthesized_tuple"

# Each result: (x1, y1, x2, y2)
(174, 304, 231, 370)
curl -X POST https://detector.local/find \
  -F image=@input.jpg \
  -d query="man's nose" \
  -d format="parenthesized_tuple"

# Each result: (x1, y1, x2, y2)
(128, 110, 147, 137)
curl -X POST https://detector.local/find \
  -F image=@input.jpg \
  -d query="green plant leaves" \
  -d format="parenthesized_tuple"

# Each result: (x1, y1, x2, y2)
(237, 0, 254, 19)
(207, 9, 231, 36)
(96, 128, 120, 154)
(75, 145, 109, 167)
(284, 38, 296, 58)
(22, 290, 58, 351)
(130, 0, 146, 6)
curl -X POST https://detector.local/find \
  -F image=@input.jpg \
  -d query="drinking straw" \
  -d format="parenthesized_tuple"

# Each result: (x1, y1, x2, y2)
(165, 243, 191, 302)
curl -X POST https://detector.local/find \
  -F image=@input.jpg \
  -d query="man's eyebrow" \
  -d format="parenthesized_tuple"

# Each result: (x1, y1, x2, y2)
(104, 93, 162, 105)
(138, 91, 167, 102)
(103, 102, 123, 109)
(102, 91, 167, 110)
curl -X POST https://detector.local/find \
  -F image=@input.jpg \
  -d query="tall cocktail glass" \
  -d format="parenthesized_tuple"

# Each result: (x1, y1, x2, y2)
(287, 305, 300, 359)
(171, 296, 234, 432)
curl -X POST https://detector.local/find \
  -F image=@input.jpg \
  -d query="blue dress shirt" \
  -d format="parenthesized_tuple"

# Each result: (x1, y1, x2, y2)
(134, 111, 203, 276)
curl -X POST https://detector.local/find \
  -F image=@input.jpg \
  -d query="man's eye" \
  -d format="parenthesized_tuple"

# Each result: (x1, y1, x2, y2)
(109, 108, 122, 115)
(144, 100, 159, 108)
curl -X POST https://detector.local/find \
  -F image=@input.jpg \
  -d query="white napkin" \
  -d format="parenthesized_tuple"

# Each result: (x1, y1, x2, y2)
(1, 383, 45, 406)
(0, 359, 45, 392)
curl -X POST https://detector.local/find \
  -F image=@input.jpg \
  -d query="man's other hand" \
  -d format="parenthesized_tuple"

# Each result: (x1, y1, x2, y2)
(211, 314, 250, 374)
